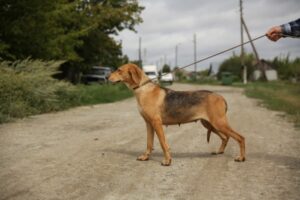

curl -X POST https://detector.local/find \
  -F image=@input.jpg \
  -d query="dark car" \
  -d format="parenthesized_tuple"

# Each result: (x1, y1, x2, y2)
(82, 66, 112, 84)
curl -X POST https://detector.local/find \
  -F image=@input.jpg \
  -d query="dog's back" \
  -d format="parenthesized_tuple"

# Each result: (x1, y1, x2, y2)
(161, 87, 219, 125)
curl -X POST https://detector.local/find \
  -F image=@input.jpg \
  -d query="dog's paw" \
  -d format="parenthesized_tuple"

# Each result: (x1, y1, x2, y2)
(234, 156, 246, 162)
(137, 154, 149, 161)
(161, 158, 172, 166)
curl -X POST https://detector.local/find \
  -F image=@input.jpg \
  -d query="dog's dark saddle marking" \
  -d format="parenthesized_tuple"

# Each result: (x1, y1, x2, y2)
(163, 88, 213, 119)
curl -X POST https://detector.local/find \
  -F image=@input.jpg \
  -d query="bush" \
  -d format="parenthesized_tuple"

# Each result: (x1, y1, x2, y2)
(0, 59, 78, 123)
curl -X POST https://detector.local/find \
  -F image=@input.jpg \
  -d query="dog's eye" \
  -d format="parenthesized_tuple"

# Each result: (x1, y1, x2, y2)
(117, 69, 122, 73)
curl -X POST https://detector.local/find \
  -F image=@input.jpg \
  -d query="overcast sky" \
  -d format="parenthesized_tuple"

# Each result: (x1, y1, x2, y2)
(115, 0, 300, 72)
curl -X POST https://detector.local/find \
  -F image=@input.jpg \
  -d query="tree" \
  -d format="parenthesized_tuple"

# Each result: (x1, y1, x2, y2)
(0, 0, 144, 82)
(271, 55, 300, 81)
(0, 0, 86, 61)
(57, 0, 144, 82)
(162, 64, 171, 73)
(217, 53, 256, 81)
(207, 63, 213, 75)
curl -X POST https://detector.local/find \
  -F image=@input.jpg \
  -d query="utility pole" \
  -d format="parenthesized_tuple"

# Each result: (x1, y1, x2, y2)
(193, 33, 197, 76)
(175, 45, 178, 68)
(242, 17, 260, 62)
(138, 37, 142, 66)
(242, 17, 266, 80)
(240, 0, 247, 84)
(143, 48, 147, 64)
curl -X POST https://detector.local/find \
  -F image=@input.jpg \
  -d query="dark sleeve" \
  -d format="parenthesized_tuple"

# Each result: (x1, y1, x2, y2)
(280, 18, 300, 37)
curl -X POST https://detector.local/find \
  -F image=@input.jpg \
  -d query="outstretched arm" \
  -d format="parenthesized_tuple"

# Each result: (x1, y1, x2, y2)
(266, 18, 300, 41)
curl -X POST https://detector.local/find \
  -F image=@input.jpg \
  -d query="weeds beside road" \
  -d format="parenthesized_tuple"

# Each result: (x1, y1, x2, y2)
(241, 82, 300, 128)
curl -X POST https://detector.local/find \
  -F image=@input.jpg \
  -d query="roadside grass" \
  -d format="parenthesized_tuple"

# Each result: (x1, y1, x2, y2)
(242, 81, 300, 128)
(0, 82, 132, 124)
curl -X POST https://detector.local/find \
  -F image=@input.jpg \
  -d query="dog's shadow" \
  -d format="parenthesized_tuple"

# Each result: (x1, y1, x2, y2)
(103, 149, 300, 169)
(103, 148, 221, 159)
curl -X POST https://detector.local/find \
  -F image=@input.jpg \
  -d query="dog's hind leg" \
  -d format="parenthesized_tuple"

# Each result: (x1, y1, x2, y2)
(137, 121, 154, 161)
(211, 117, 245, 162)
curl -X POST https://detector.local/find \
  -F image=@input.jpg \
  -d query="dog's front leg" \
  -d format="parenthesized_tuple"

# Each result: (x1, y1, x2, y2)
(152, 119, 172, 166)
(137, 121, 154, 161)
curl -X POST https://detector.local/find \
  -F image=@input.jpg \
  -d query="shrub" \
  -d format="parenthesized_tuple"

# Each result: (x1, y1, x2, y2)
(0, 59, 78, 123)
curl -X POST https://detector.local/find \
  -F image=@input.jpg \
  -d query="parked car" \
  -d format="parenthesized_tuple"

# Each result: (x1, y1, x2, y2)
(143, 65, 159, 82)
(82, 66, 112, 84)
(160, 73, 174, 84)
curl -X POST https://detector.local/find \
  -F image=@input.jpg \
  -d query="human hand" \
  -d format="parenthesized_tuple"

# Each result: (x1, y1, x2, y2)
(266, 26, 283, 42)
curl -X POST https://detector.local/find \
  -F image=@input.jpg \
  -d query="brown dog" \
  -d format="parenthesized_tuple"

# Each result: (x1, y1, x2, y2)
(108, 63, 245, 166)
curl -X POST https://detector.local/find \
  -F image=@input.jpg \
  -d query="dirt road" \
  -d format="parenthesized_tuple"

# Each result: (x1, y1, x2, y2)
(1, 83, 300, 200)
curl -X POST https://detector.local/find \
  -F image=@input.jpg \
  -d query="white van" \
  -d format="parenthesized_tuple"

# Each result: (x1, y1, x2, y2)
(143, 65, 158, 82)
(160, 73, 174, 84)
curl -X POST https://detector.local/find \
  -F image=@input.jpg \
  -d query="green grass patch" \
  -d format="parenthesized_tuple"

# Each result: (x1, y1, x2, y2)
(76, 84, 133, 105)
(243, 81, 300, 128)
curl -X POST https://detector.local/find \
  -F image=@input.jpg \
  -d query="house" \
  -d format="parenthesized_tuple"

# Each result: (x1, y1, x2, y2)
(253, 59, 278, 81)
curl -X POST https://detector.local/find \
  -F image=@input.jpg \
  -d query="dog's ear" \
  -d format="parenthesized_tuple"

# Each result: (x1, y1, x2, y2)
(129, 66, 141, 85)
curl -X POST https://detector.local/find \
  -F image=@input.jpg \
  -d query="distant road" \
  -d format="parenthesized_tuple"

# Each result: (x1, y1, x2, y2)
(1, 83, 299, 200)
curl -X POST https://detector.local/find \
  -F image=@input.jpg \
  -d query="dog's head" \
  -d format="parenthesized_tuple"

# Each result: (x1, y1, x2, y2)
(108, 63, 143, 89)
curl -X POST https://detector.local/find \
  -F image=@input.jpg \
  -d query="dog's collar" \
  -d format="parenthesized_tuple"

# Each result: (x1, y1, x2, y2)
(133, 79, 152, 90)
